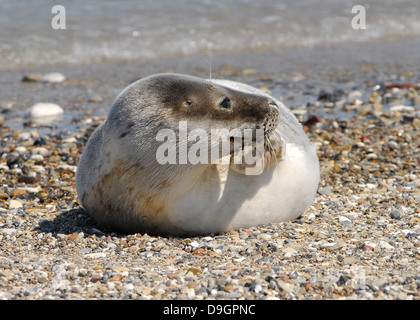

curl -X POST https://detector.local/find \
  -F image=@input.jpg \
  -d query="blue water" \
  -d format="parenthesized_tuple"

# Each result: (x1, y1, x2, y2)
(0, 0, 419, 70)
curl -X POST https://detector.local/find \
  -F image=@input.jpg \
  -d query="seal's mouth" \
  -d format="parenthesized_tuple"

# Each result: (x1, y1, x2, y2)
(228, 109, 284, 175)
(228, 127, 284, 175)
(229, 106, 282, 158)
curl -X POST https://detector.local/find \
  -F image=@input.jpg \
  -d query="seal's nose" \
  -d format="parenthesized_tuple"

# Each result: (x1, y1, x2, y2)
(269, 100, 278, 108)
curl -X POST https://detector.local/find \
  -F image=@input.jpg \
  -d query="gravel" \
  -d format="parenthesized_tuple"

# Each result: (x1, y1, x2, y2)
(0, 48, 419, 300)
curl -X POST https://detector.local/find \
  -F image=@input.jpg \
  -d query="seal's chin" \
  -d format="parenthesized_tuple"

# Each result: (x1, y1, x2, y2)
(229, 128, 284, 175)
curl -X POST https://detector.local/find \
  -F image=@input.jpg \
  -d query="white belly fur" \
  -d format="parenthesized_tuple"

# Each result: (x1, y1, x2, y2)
(170, 142, 319, 234)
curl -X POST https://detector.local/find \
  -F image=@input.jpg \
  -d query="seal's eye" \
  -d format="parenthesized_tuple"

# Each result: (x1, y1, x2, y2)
(220, 97, 231, 109)
(185, 100, 193, 106)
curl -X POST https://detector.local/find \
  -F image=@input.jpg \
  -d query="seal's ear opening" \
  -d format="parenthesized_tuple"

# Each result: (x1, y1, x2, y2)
(219, 97, 231, 109)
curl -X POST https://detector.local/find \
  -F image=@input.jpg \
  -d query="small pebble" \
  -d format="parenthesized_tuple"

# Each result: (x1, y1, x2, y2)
(366, 153, 378, 160)
(42, 72, 66, 83)
(88, 94, 103, 103)
(343, 257, 357, 265)
(1, 228, 17, 235)
(390, 210, 401, 219)
(389, 105, 414, 113)
(15, 146, 28, 155)
(29, 103, 64, 118)
(339, 216, 353, 228)
(17, 132, 31, 140)
(257, 233, 272, 241)
(318, 187, 332, 195)
(22, 73, 43, 82)
(30, 154, 44, 161)
(9, 199, 23, 209)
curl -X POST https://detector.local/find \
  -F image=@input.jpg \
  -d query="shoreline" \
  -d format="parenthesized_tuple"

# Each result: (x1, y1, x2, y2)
(1, 37, 419, 125)
(2, 35, 420, 73)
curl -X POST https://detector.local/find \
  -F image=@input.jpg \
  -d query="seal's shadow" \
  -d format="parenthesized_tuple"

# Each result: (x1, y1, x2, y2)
(35, 207, 113, 236)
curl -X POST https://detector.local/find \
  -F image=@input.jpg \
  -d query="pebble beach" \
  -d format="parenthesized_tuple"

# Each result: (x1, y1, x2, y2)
(1, 38, 420, 301)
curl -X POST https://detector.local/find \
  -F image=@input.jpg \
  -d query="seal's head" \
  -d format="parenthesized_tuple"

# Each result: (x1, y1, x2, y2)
(109, 73, 284, 172)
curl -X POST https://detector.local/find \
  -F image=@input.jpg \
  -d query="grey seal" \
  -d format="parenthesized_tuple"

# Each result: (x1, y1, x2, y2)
(76, 73, 319, 235)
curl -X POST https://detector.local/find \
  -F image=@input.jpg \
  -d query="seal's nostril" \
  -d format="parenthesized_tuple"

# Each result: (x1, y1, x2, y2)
(269, 100, 278, 108)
